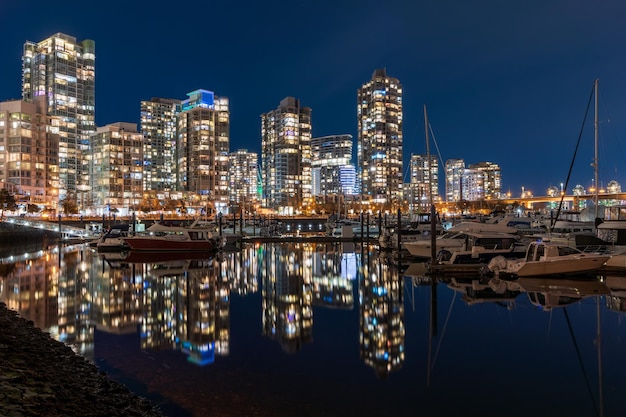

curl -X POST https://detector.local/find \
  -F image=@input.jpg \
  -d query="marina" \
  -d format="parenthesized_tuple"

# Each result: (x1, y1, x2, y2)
(2, 238, 626, 416)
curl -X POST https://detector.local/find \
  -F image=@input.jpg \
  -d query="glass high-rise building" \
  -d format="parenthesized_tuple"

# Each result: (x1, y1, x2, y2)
(311, 134, 355, 196)
(22, 33, 95, 199)
(260, 97, 312, 213)
(357, 68, 403, 207)
(445, 158, 465, 202)
(140, 97, 181, 192)
(407, 153, 439, 211)
(228, 149, 259, 210)
(469, 161, 502, 199)
(176, 89, 230, 211)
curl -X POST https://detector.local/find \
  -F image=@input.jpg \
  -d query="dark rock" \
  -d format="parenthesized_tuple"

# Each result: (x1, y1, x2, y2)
(0, 302, 164, 417)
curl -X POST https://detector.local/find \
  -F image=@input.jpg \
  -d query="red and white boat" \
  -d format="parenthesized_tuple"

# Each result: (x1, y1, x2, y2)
(123, 220, 225, 252)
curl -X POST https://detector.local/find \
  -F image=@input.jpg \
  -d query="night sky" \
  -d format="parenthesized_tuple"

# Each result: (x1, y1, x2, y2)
(2, 0, 626, 197)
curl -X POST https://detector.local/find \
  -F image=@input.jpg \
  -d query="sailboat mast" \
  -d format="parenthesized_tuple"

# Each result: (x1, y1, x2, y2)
(424, 105, 432, 206)
(424, 105, 437, 262)
(594, 79, 599, 219)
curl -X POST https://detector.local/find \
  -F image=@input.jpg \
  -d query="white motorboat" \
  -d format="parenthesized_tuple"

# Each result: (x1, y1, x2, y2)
(485, 240, 610, 278)
(378, 223, 441, 250)
(96, 223, 130, 252)
(404, 230, 524, 260)
(438, 234, 527, 265)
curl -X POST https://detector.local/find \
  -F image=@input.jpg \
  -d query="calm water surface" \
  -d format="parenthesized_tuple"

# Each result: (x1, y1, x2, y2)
(1, 242, 626, 417)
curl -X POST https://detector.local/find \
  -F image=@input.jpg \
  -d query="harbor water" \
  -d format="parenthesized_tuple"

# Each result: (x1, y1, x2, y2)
(1, 241, 625, 417)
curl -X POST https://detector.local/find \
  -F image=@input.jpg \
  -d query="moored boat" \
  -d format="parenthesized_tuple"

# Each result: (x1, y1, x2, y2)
(484, 240, 610, 278)
(95, 223, 130, 252)
(123, 220, 224, 252)
(404, 230, 524, 260)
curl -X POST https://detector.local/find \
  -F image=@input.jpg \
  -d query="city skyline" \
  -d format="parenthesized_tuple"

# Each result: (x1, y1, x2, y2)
(1, 1, 626, 196)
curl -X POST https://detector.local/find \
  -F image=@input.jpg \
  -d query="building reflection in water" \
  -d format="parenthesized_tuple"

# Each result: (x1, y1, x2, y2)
(1, 242, 407, 377)
(358, 249, 405, 378)
(261, 243, 314, 353)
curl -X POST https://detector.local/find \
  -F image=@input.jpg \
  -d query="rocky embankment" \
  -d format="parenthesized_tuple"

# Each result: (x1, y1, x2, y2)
(0, 302, 164, 417)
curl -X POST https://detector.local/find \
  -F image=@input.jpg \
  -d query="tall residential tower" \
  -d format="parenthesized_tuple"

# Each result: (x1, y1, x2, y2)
(140, 97, 181, 192)
(176, 89, 230, 212)
(357, 69, 403, 208)
(261, 97, 312, 214)
(22, 33, 95, 199)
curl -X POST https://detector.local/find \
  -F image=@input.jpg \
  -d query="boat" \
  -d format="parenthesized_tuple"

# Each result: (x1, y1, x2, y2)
(122, 250, 220, 263)
(437, 232, 528, 265)
(446, 221, 519, 234)
(534, 210, 598, 247)
(326, 218, 379, 238)
(123, 219, 225, 252)
(95, 223, 130, 252)
(404, 229, 524, 260)
(378, 222, 441, 250)
(484, 240, 610, 278)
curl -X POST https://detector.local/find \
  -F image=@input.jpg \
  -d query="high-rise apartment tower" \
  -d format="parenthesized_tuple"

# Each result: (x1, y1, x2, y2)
(357, 68, 403, 208)
(260, 97, 312, 214)
(140, 97, 181, 192)
(176, 90, 230, 212)
(22, 33, 95, 199)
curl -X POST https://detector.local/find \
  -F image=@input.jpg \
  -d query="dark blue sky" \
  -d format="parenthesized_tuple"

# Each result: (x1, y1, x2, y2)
(2, 0, 626, 197)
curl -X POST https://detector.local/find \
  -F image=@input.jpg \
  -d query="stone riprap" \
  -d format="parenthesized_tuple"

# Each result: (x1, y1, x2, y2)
(0, 302, 164, 417)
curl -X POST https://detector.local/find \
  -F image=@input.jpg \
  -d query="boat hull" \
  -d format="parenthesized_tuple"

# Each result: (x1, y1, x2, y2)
(404, 240, 464, 258)
(123, 237, 220, 252)
(515, 255, 610, 277)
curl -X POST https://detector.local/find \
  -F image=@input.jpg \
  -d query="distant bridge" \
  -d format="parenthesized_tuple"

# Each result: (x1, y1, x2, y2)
(435, 192, 626, 211)
(501, 192, 626, 207)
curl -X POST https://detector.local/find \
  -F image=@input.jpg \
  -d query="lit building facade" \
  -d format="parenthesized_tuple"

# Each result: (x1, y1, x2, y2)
(0, 100, 59, 209)
(176, 90, 230, 211)
(357, 68, 403, 207)
(445, 158, 465, 202)
(228, 149, 259, 210)
(22, 33, 95, 199)
(260, 97, 312, 214)
(311, 134, 355, 196)
(469, 161, 502, 199)
(90, 123, 143, 215)
(140, 97, 180, 192)
(462, 167, 485, 201)
(407, 154, 439, 211)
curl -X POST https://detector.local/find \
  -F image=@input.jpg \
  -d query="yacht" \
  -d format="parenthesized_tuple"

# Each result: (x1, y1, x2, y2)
(484, 240, 610, 278)
(404, 230, 525, 260)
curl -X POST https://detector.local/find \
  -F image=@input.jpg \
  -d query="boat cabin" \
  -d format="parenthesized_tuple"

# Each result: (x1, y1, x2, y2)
(524, 241, 581, 262)
(597, 205, 626, 245)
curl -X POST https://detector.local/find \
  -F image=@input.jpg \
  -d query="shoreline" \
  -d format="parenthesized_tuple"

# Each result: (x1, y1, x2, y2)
(0, 302, 164, 417)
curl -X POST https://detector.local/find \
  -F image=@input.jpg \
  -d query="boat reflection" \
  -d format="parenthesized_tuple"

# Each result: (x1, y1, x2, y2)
(516, 276, 610, 311)
(445, 276, 521, 307)
(603, 274, 626, 313)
